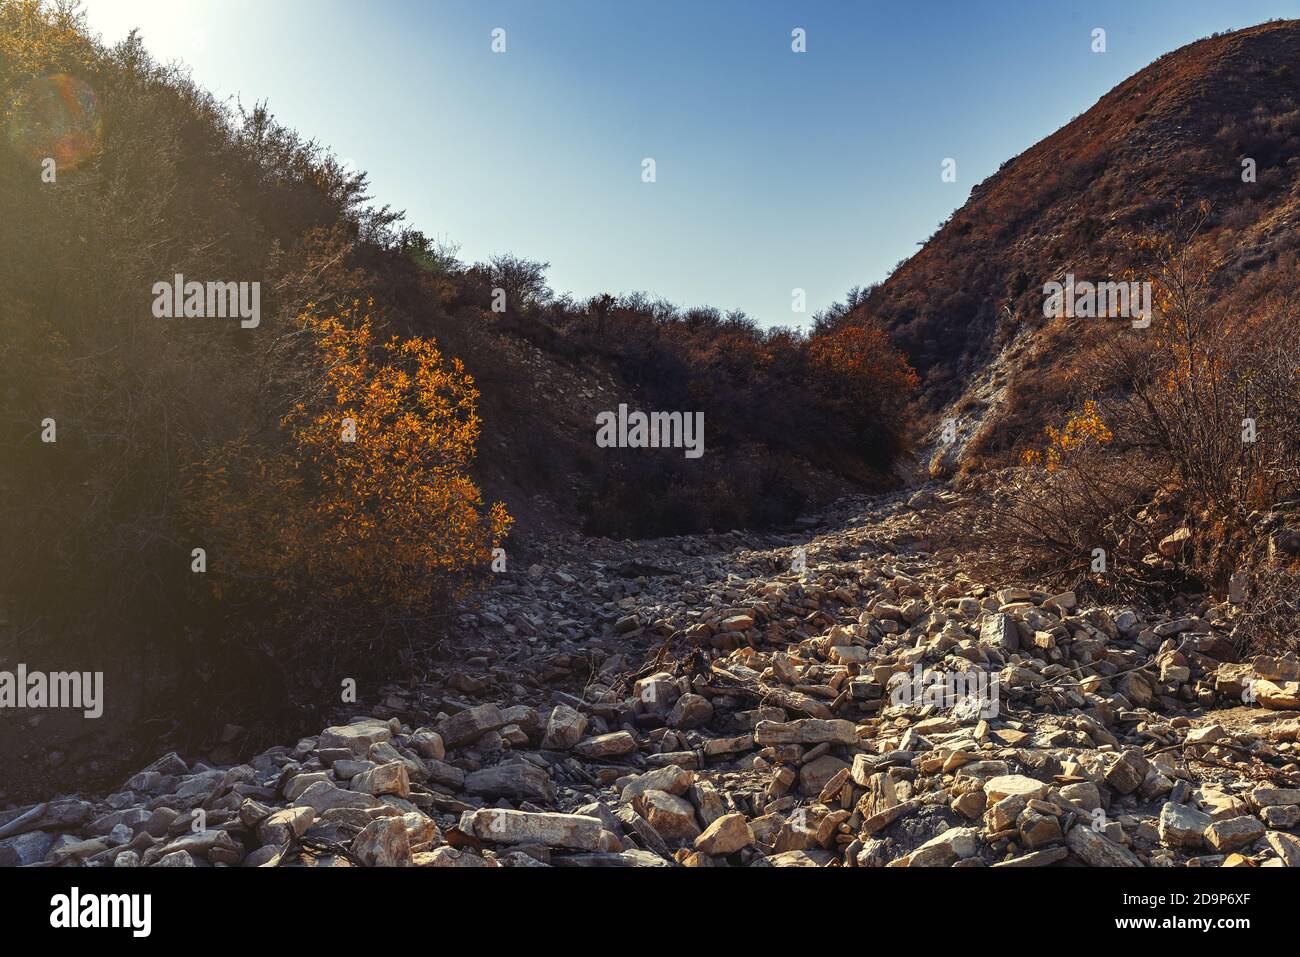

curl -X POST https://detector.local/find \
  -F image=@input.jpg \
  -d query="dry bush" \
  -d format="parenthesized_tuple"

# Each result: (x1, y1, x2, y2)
(966, 218, 1300, 615)
(1234, 564, 1300, 657)
(952, 442, 1174, 601)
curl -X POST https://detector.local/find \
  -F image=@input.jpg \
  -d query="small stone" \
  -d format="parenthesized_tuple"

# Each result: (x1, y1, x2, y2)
(634, 790, 700, 841)
(1157, 801, 1209, 849)
(435, 704, 505, 748)
(573, 731, 637, 759)
(410, 730, 445, 760)
(465, 809, 604, 850)
(350, 761, 410, 798)
(694, 813, 753, 855)
(799, 755, 850, 796)
(464, 762, 555, 804)
(668, 693, 714, 730)
(984, 774, 1048, 803)
(754, 719, 858, 747)
(1066, 824, 1141, 867)
(1205, 815, 1265, 853)
(541, 704, 588, 750)
(351, 816, 412, 866)
(1104, 750, 1149, 795)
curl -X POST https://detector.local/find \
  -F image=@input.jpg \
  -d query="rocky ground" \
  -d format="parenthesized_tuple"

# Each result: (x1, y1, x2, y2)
(3, 485, 1300, 868)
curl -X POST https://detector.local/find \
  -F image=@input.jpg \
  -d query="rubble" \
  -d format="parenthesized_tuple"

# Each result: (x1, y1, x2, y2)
(5, 487, 1299, 869)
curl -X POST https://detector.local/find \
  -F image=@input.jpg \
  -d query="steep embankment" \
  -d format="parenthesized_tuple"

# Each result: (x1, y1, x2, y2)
(853, 20, 1300, 471)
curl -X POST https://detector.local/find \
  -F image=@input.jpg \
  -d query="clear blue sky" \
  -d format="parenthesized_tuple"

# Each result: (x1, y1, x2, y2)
(82, 0, 1300, 328)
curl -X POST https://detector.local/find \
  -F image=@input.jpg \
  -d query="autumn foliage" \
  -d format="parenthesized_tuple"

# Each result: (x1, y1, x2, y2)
(186, 301, 510, 633)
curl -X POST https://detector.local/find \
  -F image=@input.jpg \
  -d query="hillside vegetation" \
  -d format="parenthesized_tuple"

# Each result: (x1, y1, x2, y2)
(0, 0, 914, 789)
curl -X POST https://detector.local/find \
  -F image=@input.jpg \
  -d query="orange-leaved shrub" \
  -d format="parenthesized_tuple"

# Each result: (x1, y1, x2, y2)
(185, 300, 511, 678)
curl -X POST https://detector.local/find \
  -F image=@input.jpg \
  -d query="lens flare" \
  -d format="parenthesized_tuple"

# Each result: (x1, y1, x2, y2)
(5, 73, 103, 171)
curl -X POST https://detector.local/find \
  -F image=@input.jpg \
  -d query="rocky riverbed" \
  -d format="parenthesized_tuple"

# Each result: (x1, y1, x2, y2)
(3, 485, 1300, 868)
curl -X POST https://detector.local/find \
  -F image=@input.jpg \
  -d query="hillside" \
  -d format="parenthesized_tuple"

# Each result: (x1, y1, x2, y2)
(848, 19, 1300, 472)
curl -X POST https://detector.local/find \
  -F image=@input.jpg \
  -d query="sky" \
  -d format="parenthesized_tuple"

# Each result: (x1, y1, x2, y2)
(81, 0, 1300, 329)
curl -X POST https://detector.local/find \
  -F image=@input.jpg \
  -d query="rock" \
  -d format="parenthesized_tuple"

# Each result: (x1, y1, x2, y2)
(256, 806, 315, 846)
(621, 765, 693, 802)
(633, 673, 679, 712)
(465, 809, 604, 850)
(424, 759, 466, 791)
(350, 761, 410, 798)
(573, 731, 637, 759)
(668, 693, 714, 730)
(1205, 815, 1265, 853)
(1254, 679, 1300, 711)
(694, 813, 753, 855)
(295, 781, 379, 814)
(1019, 808, 1063, 849)
(799, 755, 850, 796)
(980, 613, 1019, 652)
(984, 774, 1048, 803)
(284, 771, 330, 801)
(318, 719, 392, 756)
(1157, 801, 1209, 849)
(634, 790, 700, 841)
(1255, 657, 1300, 682)
(688, 781, 726, 826)
(1262, 805, 1300, 828)
(400, 811, 440, 851)
(1117, 672, 1153, 707)
(907, 827, 980, 866)
(1059, 782, 1101, 812)
(1185, 724, 1226, 746)
(409, 730, 445, 760)
(0, 830, 55, 867)
(952, 790, 986, 819)
(992, 846, 1069, 867)
(541, 703, 588, 750)
(766, 848, 833, 867)
(351, 817, 412, 867)
(435, 704, 505, 748)
(1066, 824, 1141, 867)
(1265, 830, 1300, 866)
(1104, 750, 1149, 795)
(1158, 527, 1191, 556)
(754, 719, 858, 746)
(829, 645, 871, 665)
(861, 799, 920, 836)
(155, 850, 195, 867)
(1251, 786, 1300, 807)
(414, 846, 494, 867)
(464, 762, 556, 804)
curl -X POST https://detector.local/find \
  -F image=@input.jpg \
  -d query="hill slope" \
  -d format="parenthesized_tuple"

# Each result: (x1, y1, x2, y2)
(849, 19, 1300, 471)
